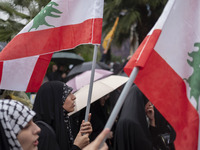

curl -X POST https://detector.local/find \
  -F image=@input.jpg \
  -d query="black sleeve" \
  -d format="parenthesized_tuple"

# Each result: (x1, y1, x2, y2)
(71, 145, 81, 150)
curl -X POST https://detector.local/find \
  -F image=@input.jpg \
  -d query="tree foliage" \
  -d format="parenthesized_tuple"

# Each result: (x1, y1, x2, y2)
(103, 0, 168, 46)
(0, 0, 50, 42)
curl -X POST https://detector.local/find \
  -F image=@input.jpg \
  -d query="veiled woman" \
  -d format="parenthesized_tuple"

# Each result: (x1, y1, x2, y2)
(114, 84, 176, 150)
(114, 84, 152, 150)
(33, 81, 92, 150)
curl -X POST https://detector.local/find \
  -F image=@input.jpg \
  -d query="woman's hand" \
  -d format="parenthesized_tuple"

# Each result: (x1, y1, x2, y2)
(145, 101, 155, 127)
(83, 128, 110, 150)
(80, 113, 93, 135)
(74, 132, 90, 149)
(107, 131, 113, 139)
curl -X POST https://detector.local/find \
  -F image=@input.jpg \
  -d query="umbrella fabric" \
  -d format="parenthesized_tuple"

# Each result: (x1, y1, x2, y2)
(67, 61, 111, 80)
(68, 75, 129, 116)
(66, 69, 113, 93)
(51, 52, 84, 65)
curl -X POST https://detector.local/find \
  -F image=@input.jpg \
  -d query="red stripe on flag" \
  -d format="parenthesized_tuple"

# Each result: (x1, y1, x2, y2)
(0, 62, 3, 85)
(26, 54, 53, 92)
(92, 18, 104, 43)
(124, 29, 161, 75)
(134, 50, 199, 150)
(0, 18, 102, 61)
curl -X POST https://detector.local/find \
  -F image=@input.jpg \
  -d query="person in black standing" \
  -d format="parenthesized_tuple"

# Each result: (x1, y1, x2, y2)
(114, 85, 176, 150)
(145, 100, 176, 150)
(114, 84, 152, 150)
(33, 81, 92, 150)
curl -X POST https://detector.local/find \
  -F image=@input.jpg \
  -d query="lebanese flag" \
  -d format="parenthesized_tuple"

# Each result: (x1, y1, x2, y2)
(124, 0, 200, 149)
(0, 0, 104, 92)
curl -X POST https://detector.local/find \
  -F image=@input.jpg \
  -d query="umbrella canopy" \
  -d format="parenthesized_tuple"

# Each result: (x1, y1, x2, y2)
(51, 52, 84, 65)
(69, 75, 129, 116)
(67, 61, 111, 80)
(66, 69, 113, 93)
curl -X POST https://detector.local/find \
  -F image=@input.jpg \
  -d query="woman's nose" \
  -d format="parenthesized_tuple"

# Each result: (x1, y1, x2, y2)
(33, 123, 41, 134)
(72, 94, 76, 100)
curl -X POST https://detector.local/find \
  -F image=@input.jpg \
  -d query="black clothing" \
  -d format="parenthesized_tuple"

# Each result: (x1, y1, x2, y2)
(35, 121, 60, 150)
(47, 71, 67, 82)
(77, 100, 113, 149)
(114, 85, 176, 150)
(47, 71, 61, 81)
(150, 108, 176, 150)
(100, 49, 111, 64)
(114, 85, 152, 150)
(36, 121, 80, 150)
(33, 81, 80, 150)
(90, 101, 109, 141)
(109, 87, 123, 113)
(0, 122, 9, 150)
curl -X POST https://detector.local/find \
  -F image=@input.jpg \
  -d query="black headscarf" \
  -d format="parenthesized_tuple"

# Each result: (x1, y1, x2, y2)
(33, 81, 73, 150)
(114, 84, 152, 150)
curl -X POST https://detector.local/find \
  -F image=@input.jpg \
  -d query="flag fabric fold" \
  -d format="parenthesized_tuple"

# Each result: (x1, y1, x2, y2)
(124, 0, 200, 149)
(0, 0, 104, 92)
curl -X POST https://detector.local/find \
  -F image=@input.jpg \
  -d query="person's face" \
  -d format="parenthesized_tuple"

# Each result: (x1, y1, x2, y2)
(17, 120, 41, 150)
(63, 93, 76, 112)
(52, 65, 58, 72)
(99, 94, 110, 106)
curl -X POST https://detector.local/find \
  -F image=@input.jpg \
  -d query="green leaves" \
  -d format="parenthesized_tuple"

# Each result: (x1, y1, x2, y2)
(0, 0, 50, 42)
(103, 0, 167, 46)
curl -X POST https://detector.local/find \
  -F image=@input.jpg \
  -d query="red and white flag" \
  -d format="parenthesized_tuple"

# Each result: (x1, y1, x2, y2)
(0, 0, 104, 92)
(124, 0, 200, 149)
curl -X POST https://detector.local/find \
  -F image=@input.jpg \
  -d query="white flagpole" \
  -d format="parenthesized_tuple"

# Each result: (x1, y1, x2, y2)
(100, 67, 139, 145)
(84, 45, 98, 122)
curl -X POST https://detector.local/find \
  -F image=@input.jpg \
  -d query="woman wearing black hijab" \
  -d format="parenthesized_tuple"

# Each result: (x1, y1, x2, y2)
(114, 84, 152, 150)
(114, 84, 176, 150)
(33, 81, 92, 150)
(145, 101, 176, 150)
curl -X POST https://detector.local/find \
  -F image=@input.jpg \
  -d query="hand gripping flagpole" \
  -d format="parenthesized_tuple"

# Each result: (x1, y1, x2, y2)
(100, 66, 139, 147)
(84, 45, 98, 122)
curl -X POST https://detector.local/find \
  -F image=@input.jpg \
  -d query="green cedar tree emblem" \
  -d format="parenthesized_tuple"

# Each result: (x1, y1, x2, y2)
(28, 2, 62, 32)
(185, 42, 200, 109)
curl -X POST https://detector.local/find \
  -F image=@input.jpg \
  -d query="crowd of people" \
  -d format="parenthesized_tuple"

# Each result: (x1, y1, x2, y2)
(0, 60, 176, 150)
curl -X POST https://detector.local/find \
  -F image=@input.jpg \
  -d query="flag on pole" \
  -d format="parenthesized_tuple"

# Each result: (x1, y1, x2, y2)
(124, 0, 200, 149)
(0, 0, 104, 92)
(102, 17, 119, 50)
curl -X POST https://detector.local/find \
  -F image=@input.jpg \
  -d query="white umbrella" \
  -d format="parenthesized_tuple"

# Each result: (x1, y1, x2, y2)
(66, 69, 113, 93)
(69, 75, 129, 116)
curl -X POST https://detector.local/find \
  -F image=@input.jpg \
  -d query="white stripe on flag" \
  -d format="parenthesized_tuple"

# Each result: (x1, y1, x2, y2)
(20, 0, 104, 33)
(154, 0, 200, 108)
(0, 56, 39, 91)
